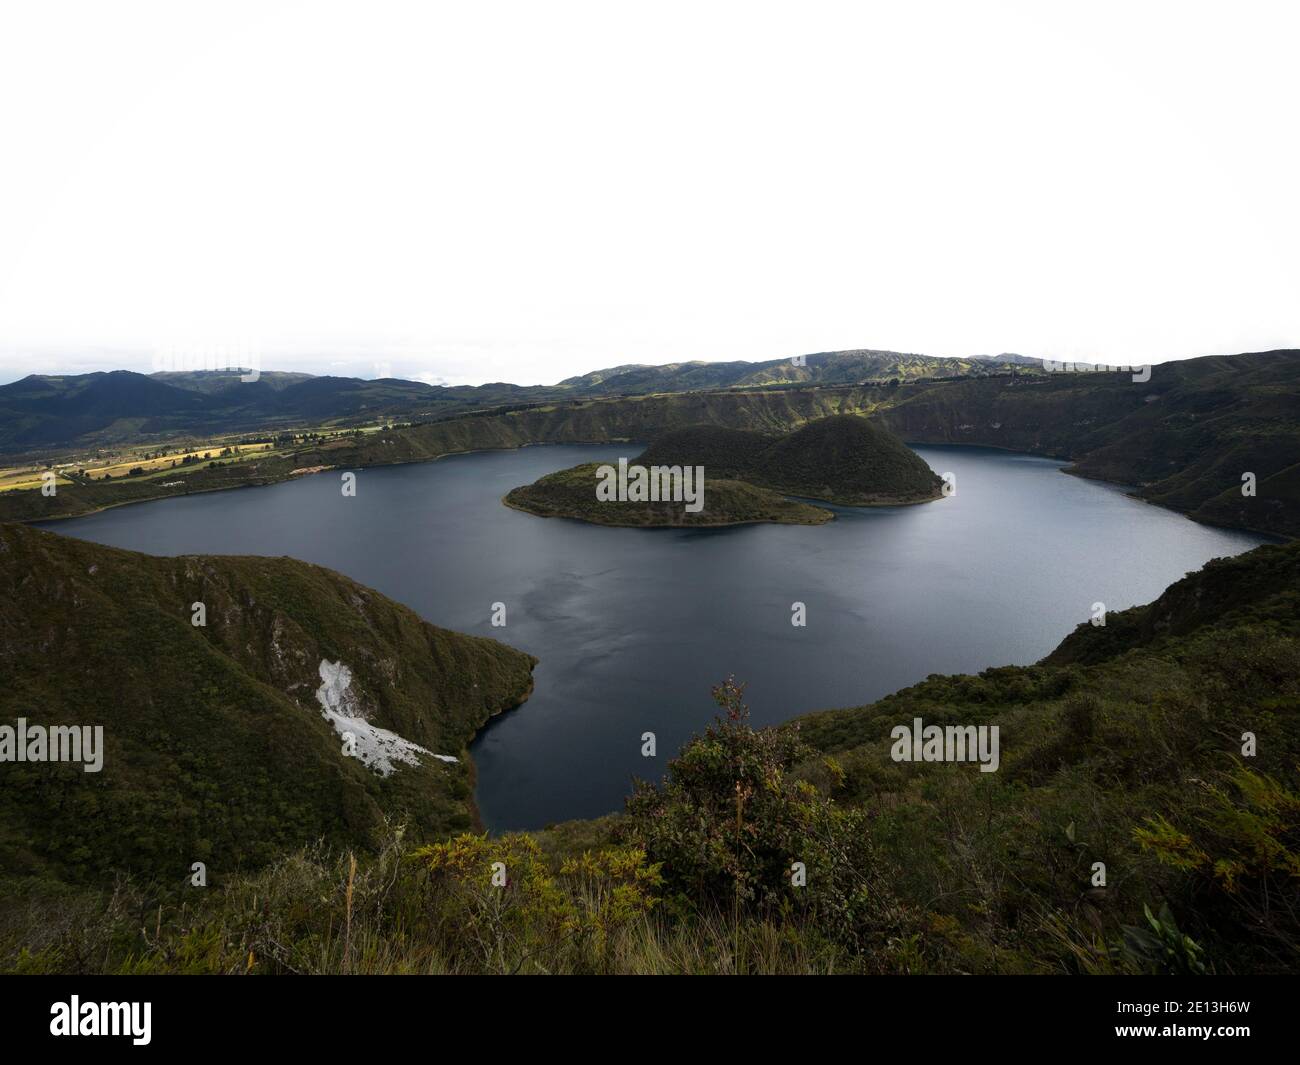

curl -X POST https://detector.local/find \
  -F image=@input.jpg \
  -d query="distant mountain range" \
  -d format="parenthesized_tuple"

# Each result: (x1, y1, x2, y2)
(0, 349, 1034, 453)
(548, 349, 1035, 395)
(0, 370, 445, 452)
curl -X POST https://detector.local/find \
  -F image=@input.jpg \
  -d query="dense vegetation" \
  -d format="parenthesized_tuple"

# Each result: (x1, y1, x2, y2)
(639, 415, 944, 505)
(4, 537, 1295, 974)
(0, 524, 535, 893)
(505, 415, 941, 525)
(503, 462, 833, 526)
(789, 539, 1300, 974)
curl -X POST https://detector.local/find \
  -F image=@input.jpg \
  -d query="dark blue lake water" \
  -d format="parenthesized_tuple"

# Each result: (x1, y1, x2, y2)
(39, 444, 1270, 830)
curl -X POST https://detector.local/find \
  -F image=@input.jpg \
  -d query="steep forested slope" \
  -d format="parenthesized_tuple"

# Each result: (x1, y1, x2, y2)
(790, 539, 1300, 972)
(0, 524, 535, 889)
(871, 351, 1300, 535)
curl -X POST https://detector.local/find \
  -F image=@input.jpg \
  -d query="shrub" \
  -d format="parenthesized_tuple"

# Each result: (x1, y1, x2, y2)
(417, 832, 661, 974)
(1135, 765, 1300, 968)
(621, 677, 906, 957)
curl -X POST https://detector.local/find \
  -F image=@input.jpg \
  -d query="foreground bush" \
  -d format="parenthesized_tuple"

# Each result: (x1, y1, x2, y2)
(621, 677, 911, 965)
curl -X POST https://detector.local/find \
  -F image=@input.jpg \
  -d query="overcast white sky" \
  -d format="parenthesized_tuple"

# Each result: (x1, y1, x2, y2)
(1, 0, 1297, 387)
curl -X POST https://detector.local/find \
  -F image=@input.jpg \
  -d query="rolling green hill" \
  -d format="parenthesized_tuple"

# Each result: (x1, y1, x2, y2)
(0, 523, 535, 890)
(0, 370, 454, 452)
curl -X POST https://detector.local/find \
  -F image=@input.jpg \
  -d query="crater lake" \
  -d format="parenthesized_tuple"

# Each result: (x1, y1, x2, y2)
(38, 443, 1272, 831)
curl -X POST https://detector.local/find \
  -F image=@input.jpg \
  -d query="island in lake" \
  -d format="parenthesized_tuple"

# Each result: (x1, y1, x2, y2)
(503, 414, 944, 527)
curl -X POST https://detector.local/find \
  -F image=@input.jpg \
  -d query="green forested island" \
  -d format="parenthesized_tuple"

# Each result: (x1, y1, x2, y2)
(504, 462, 834, 527)
(638, 415, 944, 505)
(503, 414, 942, 527)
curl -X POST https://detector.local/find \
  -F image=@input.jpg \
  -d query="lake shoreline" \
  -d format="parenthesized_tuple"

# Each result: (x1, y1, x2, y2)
(14, 434, 1289, 542)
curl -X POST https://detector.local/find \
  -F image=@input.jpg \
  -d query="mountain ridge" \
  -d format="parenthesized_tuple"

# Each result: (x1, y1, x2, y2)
(0, 348, 1033, 453)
